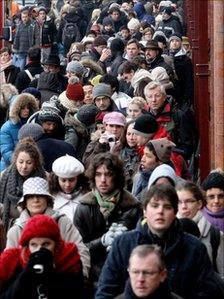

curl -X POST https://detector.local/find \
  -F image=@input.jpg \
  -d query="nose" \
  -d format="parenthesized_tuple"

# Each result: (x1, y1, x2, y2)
(100, 174, 106, 182)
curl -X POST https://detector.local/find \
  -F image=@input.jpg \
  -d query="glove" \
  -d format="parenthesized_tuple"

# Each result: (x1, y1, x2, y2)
(113, 223, 128, 237)
(101, 230, 115, 247)
(26, 248, 54, 276)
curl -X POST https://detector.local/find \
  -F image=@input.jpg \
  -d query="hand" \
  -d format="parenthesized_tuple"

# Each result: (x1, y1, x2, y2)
(101, 230, 115, 247)
(27, 248, 54, 276)
(99, 48, 111, 62)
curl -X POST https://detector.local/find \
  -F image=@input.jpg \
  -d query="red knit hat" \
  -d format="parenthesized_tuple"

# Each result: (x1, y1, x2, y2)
(19, 215, 61, 246)
(65, 76, 84, 101)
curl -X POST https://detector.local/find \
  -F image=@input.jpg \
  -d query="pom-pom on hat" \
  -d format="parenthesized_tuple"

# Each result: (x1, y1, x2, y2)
(52, 155, 84, 178)
(149, 137, 176, 163)
(75, 104, 100, 126)
(19, 214, 60, 246)
(103, 112, 126, 127)
(133, 114, 158, 137)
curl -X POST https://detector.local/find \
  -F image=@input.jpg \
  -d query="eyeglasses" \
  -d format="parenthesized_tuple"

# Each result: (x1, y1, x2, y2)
(128, 269, 160, 277)
(206, 194, 224, 201)
(178, 199, 197, 206)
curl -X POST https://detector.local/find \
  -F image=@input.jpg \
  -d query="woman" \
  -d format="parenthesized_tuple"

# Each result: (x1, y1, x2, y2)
(176, 181, 224, 278)
(0, 138, 46, 232)
(49, 155, 89, 221)
(126, 97, 146, 121)
(0, 93, 38, 171)
(6, 176, 90, 278)
(0, 214, 83, 298)
(0, 47, 20, 85)
(120, 121, 141, 191)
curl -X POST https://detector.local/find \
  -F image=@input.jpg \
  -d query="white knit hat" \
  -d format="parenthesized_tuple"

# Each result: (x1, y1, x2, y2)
(127, 18, 140, 30)
(52, 155, 84, 178)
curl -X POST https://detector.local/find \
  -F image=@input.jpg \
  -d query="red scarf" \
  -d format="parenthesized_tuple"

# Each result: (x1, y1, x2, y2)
(0, 241, 81, 287)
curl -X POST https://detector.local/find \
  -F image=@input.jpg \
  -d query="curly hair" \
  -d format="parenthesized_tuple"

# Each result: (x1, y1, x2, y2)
(85, 152, 125, 190)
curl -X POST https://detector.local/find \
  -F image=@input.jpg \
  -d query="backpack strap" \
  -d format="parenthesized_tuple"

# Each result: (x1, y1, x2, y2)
(25, 69, 34, 81)
(210, 225, 220, 272)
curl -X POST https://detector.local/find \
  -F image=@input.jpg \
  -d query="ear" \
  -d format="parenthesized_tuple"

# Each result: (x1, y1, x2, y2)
(198, 200, 203, 210)
(160, 269, 167, 283)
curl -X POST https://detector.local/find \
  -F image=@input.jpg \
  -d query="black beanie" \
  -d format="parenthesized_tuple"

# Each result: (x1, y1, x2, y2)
(133, 114, 158, 137)
(75, 104, 100, 127)
(201, 172, 224, 191)
(110, 38, 125, 55)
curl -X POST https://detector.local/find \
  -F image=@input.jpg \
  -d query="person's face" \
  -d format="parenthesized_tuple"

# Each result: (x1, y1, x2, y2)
(38, 11, 46, 21)
(177, 189, 202, 219)
(105, 124, 124, 139)
(170, 39, 182, 51)
(20, 105, 30, 118)
(206, 188, 224, 213)
(144, 196, 176, 236)
(126, 43, 139, 59)
(111, 11, 120, 21)
(145, 49, 159, 60)
(29, 237, 56, 254)
(145, 86, 166, 111)
(58, 177, 78, 194)
(143, 32, 153, 41)
(26, 195, 48, 216)
(127, 104, 142, 120)
(121, 29, 130, 39)
(141, 147, 159, 171)
(129, 253, 167, 297)
(16, 151, 35, 177)
(46, 64, 60, 73)
(83, 85, 93, 104)
(104, 24, 113, 32)
(135, 134, 151, 147)
(95, 45, 107, 55)
(126, 123, 137, 148)
(21, 13, 29, 23)
(162, 12, 171, 21)
(122, 71, 134, 83)
(42, 121, 57, 134)
(0, 51, 11, 63)
(95, 164, 115, 195)
(95, 96, 111, 111)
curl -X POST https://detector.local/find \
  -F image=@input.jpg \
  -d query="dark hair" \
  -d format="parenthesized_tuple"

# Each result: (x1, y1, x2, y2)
(28, 46, 41, 61)
(120, 120, 136, 148)
(100, 74, 119, 93)
(109, 6, 121, 14)
(48, 172, 89, 195)
(118, 61, 138, 75)
(0, 47, 11, 55)
(120, 26, 130, 32)
(12, 137, 43, 170)
(126, 38, 140, 48)
(134, 77, 152, 98)
(143, 185, 178, 214)
(145, 142, 160, 162)
(86, 152, 125, 190)
(176, 181, 206, 207)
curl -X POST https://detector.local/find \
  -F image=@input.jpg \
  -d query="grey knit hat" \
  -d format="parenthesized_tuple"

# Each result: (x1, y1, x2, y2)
(66, 61, 87, 77)
(75, 104, 100, 126)
(92, 83, 112, 101)
(18, 123, 44, 141)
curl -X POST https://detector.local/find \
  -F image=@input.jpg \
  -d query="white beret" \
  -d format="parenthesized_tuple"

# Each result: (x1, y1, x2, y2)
(52, 155, 84, 178)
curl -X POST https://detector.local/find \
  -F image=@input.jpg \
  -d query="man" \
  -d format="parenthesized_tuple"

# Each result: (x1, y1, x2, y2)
(92, 83, 118, 112)
(96, 185, 221, 299)
(156, 6, 183, 38)
(124, 39, 141, 61)
(144, 81, 196, 159)
(168, 33, 194, 109)
(13, 8, 38, 70)
(118, 244, 183, 299)
(15, 46, 43, 93)
(107, 6, 128, 33)
(74, 153, 140, 283)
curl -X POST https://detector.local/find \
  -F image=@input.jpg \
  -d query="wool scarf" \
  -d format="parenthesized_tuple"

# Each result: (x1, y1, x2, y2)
(202, 207, 224, 233)
(93, 188, 120, 219)
(0, 59, 13, 84)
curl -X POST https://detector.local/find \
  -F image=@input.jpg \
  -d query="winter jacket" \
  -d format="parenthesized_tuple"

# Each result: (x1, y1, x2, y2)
(74, 190, 140, 280)
(13, 20, 38, 53)
(0, 94, 38, 171)
(35, 17, 56, 47)
(2, 65, 20, 85)
(157, 15, 183, 38)
(147, 55, 174, 82)
(96, 219, 221, 299)
(15, 62, 43, 93)
(6, 207, 90, 278)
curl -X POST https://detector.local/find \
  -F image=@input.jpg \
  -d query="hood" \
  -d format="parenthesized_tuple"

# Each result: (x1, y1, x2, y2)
(0, 83, 18, 109)
(64, 111, 87, 135)
(134, 2, 146, 20)
(147, 164, 176, 189)
(81, 58, 104, 75)
(9, 93, 38, 124)
(174, 47, 187, 57)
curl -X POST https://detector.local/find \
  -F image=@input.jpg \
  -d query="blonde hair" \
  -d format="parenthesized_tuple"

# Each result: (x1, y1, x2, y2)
(128, 97, 146, 110)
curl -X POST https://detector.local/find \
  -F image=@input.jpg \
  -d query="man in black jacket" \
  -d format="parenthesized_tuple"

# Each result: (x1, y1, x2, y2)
(96, 185, 222, 299)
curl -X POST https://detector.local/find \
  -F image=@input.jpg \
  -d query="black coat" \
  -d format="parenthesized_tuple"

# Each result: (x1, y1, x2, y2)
(15, 62, 43, 93)
(96, 220, 221, 299)
(3, 65, 20, 85)
(74, 190, 140, 280)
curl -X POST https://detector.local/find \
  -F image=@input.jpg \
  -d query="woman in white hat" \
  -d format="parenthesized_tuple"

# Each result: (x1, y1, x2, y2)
(6, 176, 90, 278)
(49, 155, 88, 221)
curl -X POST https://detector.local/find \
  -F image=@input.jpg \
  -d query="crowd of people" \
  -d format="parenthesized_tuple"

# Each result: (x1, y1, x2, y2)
(0, 0, 224, 298)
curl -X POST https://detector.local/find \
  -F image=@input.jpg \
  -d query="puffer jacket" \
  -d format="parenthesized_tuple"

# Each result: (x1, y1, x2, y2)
(96, 219, 221, 299)
(0, 93, 38, 171)
(6, 207, 90, 278)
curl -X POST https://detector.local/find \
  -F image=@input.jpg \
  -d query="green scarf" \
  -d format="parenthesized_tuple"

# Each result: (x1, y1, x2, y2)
(93, 189, 120, 219)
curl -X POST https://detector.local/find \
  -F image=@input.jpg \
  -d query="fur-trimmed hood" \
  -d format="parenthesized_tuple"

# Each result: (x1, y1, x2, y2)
(64, 111, 87, 135)
(9, 93, 38, 124)
(81, 58, 104, 75)
(0, 83, 18, 109)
